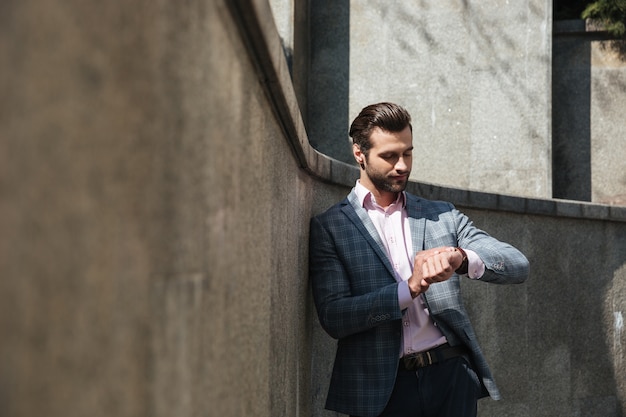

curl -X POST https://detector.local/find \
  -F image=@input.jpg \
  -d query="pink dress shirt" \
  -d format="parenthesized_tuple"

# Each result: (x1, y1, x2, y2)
(354, 181, 485, 356)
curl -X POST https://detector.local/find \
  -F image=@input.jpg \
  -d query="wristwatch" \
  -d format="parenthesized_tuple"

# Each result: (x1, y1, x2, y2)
(455, 247, 469, 275)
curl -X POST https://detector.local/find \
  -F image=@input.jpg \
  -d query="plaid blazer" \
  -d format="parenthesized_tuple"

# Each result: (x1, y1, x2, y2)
(309, 189, 529, 417)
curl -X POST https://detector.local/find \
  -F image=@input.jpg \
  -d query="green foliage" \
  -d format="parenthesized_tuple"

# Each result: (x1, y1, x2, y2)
(582, 0, 626, 37)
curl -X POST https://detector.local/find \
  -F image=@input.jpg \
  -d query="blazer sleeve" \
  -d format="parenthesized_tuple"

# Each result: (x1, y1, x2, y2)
(309, 215, 403, 340)
(453, 207, 529, 284)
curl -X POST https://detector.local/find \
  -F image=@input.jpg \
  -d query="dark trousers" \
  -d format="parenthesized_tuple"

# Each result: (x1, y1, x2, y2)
(354, 356, 481, 417)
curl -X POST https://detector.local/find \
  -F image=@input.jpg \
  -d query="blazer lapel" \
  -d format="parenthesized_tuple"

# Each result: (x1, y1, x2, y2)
(344, 191, 396, 278)
(405, 194, 450, 307)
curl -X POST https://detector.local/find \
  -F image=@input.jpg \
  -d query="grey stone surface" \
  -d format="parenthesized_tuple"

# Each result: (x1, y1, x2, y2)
(1, 0, 313, 416)
(310, 0, 553, 199)
(269, 0, 294, 53)
(590, 42, 626, 205)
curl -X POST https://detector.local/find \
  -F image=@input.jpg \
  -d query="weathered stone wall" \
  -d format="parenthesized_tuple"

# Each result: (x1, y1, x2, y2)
(1, 1, 625, 417)
(0, 1, 314, 416)
(309, 0, 553, 199)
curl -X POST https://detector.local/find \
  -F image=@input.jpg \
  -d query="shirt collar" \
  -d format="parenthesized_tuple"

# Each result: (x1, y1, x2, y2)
(354, 180, 406, 209)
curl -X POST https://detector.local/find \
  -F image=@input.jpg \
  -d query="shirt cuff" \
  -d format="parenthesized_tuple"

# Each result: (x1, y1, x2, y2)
(465, 249, 485, 279)
(398, 280, 414, 310)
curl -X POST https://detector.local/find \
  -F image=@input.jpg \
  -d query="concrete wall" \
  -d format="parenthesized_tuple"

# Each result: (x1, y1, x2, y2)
(309, 0, 553, 199)
(0, 1, 315, 416)
(1, 2, 626, 417)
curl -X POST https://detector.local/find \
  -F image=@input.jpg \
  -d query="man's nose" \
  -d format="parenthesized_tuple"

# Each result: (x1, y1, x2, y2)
(396, 157, 409, 172)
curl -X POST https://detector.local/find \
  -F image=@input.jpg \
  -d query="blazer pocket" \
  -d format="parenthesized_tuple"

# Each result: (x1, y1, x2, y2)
(463, 328, 476, 344)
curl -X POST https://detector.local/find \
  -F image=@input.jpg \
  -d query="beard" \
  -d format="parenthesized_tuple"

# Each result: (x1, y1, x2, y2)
(364, 164, 409, 194)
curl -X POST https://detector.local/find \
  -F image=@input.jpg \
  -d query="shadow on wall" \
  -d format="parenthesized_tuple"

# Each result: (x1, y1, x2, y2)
(552, 22, 592, 201)
(307, 0, 351, 164)
(552, 21, 626, 204)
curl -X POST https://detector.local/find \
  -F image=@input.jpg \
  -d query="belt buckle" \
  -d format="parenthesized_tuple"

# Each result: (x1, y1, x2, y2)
(404, 351, 433, 369)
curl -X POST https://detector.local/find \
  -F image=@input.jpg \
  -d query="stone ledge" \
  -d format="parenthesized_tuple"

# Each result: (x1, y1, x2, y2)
(554, 19, 616, 40)
(231, 0, 626, 223)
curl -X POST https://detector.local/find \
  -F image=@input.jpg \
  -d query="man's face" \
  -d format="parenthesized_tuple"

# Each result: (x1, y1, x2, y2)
(355, 126, 413, 198)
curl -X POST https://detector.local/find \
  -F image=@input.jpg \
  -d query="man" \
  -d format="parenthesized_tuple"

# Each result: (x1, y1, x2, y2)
(309, 102, 529, 417)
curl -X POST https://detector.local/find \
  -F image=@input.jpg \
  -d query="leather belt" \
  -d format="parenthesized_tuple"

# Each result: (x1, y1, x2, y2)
(400, 343, 468, 371)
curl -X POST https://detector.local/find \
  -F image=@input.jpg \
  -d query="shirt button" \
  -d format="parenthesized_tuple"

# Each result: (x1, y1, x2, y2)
(404, 321, 409, 327)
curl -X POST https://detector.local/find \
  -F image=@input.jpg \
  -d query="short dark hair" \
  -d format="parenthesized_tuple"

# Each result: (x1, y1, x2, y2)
(349, 102, 412, 155)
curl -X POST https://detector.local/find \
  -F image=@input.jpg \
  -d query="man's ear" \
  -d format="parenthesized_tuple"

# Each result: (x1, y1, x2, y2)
(353, 143, 364, 165)
(353, 145, 366, 170)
